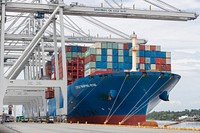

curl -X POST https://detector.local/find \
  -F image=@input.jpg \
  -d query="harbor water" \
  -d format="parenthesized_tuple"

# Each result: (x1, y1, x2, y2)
(157, 120, 200, 128)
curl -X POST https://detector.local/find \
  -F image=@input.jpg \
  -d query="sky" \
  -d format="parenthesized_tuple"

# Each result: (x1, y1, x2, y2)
(63, 0, 200, 111)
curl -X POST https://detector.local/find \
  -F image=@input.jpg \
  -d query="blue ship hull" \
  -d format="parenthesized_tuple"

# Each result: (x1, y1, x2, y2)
(48, 71, 180, 125)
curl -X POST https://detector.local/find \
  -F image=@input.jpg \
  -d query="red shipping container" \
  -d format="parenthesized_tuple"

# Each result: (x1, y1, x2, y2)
(82, 47, 87, 52)
(85, 54, 96, 64)
(140, 69, 146, 72)
(139, 44, 145, 50)
(156, 58, 161, 64)
(165, 64, 171, 71)
(107, 68, 113, 72)
(160, 65, 166, 71)
(139, 57, 145, 64)
(58, 53, 62, 58)
(160, 58, 166, 64)
(156, 64, 161, 71)
(150, 45, 156, 51)
(123, 43, 129, 50)
(52, 59, 55, 65)
(66, 46, 72, 52)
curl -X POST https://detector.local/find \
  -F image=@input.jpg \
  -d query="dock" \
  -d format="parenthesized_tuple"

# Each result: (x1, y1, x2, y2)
(1, 123, 199, 133)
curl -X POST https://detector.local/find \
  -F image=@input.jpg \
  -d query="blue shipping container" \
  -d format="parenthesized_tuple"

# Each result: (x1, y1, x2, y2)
(124, 57, 129, 63)
(113, 63, 118, 69)
(128, 63, 132, 69)
(113, 56, 118, 63)
(145, 64, 151, 70)
(118, 63, 124, 69)
(151, 58, 156, 64)
(102, 48, 107, 55)
(112, 49, 118, 56)
(156, 51, 161, 58)
(128, 43, 132, 49)
(129, 57, 132, 63)
(137, 63, 140, 70)
(124, 63, 129, 69)
(139, 50, 145, 57)
(151, 51, 156, 58)
(160, 52, 166, 58)
(124, 50, 129, 56)
(72, 46, 78, 52)
(101, 56, 107, 62)
(96, 62, 104, 68)
(78, 46, 82, 52)
(145, 51, 151, 57)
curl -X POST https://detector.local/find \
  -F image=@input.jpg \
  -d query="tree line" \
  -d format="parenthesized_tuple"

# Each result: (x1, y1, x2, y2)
(147, 109, 200, 121)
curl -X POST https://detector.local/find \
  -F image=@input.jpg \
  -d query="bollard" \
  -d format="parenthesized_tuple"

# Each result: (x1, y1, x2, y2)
(85, 121, 87, 124)
(138, 122, 140, 127)
(70, 121, 72, 124)
(77, 121, 79, 124)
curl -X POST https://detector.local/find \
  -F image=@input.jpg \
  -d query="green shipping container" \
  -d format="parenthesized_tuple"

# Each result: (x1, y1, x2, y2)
(85, 62, 96, 70)
(112, 43, 118, 49)
(107, 62, 113, 68)
(118, 56, 124, 62)
(66, 52, 72, 58)
(85, 48, 96, 57)
(118, 50, 124, 56)
(77, 52, 82, 57)
(107, 43, 112, 49)
(72, 52, 77, 57)
(66, 58, 72, 62)
(102, 42, 107, 48)
(96, 55, 102, 62)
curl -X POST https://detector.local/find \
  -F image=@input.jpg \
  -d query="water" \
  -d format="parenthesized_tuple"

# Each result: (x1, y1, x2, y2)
(156, 120, 200, 128)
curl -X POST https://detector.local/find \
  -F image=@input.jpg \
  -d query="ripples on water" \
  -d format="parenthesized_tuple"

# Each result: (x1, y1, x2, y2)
(156, 120, 200, 128)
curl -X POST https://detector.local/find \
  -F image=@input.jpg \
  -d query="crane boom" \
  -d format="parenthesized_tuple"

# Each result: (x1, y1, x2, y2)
(0, 2, 198, 21)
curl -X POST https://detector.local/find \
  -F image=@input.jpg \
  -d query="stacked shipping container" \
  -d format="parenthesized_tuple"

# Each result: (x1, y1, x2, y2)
(47, 43, 171, 83)
(84, 42, 132, 76)
(84, 42, 171, 76)
(45, 61, 52, 78)
(51, 45, 87, 84)
(136, 44, 171, 72)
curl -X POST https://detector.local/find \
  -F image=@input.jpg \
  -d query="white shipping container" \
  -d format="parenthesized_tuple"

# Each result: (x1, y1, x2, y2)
(166, 52, 171, 58)
(95, 42, 102, 48)
(145, 57, 151, 64)
(136, 57, 139, 63)
(84, 68, 96, 77)
(166, 58, 171, 64)
(118, 43, 124, 49)
(145, 45, 150, 51)
(151, 64, 156, 70)
(140, 64, 145, 69)
(107, 56, 112, 62)
(107, 49, 112, 55)
(96, 49, 102, 55)
(156, 46, 161, 51)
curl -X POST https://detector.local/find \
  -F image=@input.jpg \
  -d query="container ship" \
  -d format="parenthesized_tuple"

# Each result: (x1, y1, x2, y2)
(45, 35, 181, 125)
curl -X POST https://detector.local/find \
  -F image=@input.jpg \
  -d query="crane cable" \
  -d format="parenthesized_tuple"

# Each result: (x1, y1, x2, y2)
(104, 75, 128, 124)
(121, 76, 173, 123)
(104, 74, 143, 124)
(120, 75, 161, 124)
